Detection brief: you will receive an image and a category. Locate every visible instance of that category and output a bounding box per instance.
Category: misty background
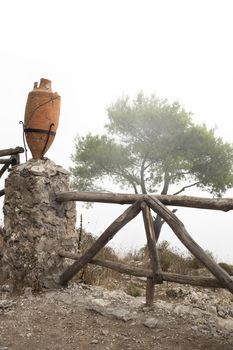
[0,0,233,262]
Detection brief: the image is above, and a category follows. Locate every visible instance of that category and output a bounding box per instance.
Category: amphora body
[24,78,60,159]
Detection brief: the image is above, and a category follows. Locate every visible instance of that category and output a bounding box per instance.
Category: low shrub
[126,283,142,297]
[73,229,121,289]
[158,241,188,274]
[72,227,233,291]
[186,250,216,270]
[218,262,233,276]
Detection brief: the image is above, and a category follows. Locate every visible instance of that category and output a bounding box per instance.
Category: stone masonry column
[2,158,77,290]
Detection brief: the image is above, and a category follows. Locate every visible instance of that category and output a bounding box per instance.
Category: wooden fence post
[141,202,163,306]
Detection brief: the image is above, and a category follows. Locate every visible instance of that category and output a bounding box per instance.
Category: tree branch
[144,161,154,171]
[132,182,138,194]
[105,167,139,194]
[173,181,200,195]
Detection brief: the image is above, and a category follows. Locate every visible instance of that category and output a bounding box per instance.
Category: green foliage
[125,241,220,276]
[129,240,190,275]
[181,125,233,194]
[187,256,203,270]
[126,283,142,297]
[71,133,138,192]
[71,92,233,197]
[187,250,216,270]
[72,230,233,290]
[157,241,190,274]
[218,262,233,276]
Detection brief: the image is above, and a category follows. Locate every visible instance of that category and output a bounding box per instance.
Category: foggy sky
[0,0,233,262]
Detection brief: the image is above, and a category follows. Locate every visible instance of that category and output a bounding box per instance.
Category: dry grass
[72,230,122,289]
[218,262,233,276]
[75,232,219,291]
[76,232,228,290]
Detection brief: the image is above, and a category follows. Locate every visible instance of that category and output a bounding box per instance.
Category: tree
[71,93,233,239]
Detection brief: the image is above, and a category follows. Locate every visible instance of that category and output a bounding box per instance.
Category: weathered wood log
[59,200,142,285]
[0,189,4,197]
[59,250,152,277]
[0,158,10,164]
[55,191,233,211]
[11,154,20,166]
[0,155,20,166]
[162,271,228,288]
[58,250,232,288]
[141,202,162,283]
[0,147,24,157]
[0,160,12,178]
[142,202,163,306]
[145,278,155,307]
[146,196,233,295]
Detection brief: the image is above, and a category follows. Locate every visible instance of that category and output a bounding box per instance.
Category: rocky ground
[1,281,233,350]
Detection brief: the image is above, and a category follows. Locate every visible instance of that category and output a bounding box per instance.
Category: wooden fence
[56,191,233,306]
[0,147,24,197]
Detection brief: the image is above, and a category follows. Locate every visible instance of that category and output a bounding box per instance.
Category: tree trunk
[140,158,147,194]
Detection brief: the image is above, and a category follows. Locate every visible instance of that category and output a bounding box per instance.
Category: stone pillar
[2,158,77,290]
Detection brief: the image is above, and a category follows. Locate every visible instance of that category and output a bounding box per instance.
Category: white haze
[0,0,233,262]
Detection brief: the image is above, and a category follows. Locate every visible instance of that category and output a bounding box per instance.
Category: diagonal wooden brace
[59,199,142,286]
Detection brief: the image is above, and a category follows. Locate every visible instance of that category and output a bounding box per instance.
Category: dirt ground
[0,282,233,350]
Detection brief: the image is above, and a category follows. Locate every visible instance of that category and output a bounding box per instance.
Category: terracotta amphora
[24,78,60,159]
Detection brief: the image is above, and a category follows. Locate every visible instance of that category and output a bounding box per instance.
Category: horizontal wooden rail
[0,158,10,164]
[58,250,231,289]
[55,191,233,211]
[0,147,24,157]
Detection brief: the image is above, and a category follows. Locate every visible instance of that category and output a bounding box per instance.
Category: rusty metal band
[24,128,56,136]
